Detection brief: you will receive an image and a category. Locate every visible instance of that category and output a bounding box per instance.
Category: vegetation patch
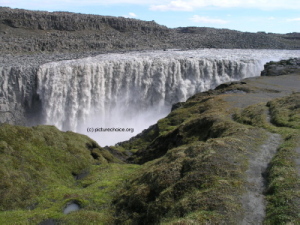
[114,93,268,224]
[1,80,299,224]
[234,93,300,224]
[0,124,140,224]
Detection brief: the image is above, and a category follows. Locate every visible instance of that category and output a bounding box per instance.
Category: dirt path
[241,132,282,225]
[220,73,300,224]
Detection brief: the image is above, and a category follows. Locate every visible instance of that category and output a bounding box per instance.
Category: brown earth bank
[1,7,300,56]
[0,59,299,224]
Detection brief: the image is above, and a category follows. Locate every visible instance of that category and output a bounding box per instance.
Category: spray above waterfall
[36,49,300,146]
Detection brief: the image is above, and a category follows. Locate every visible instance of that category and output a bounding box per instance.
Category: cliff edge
[1,7,300,54]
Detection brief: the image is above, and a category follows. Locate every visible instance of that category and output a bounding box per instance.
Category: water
[63,202,81,214]
[36,49,300,146]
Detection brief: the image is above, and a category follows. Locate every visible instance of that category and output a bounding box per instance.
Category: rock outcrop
[0,65,40,125]
[261,58,300,76]
[1,7,300,54]
[0,7,171,54]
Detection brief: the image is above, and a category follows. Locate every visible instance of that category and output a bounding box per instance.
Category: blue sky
[1,0,300,34]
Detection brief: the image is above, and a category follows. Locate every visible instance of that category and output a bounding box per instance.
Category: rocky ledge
[261,58,300,76]
[1,7,300,55]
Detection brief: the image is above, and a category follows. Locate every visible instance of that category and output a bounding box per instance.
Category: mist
[36,49,300,146]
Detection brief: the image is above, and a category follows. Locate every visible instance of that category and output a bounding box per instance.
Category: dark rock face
[173,27,294,49]
[0,7,165,32]
[261,58,300,76]
[0,7,171,53]
[0,65,40,125]
[1,7,300,54]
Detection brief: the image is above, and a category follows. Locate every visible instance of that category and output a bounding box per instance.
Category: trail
[241,132,281,225]
[241,107,281,224]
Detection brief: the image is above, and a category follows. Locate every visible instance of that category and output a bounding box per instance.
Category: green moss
[113,94,269,224]
[0,163,140,224]
[233,103,269,127]
[267,93,300,129]
[233,93,300,224]
[161,210,225,225]
[2,88,300,224]
[265,95,300,224]
[0,124,140,224]
[264,133,300,224]
[114,130,264,224]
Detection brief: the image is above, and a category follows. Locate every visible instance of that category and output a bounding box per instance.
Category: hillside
[0,59,299,224]
[1,7,300,55]
[1,7,300,224]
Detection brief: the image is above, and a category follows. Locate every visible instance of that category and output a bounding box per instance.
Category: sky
[1,0,300,34]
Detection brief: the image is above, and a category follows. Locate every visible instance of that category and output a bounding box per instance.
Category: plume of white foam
[36,49,300,146]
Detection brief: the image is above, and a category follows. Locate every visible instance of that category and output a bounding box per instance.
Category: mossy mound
[114,92,269,224]
[0,124,140,224]
[113,81,300,224]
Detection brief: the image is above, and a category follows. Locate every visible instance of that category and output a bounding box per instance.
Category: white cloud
[287,18,300,22]
[123,12,138,18]
[129,12,137,17]
[190,15,228,24]
[150,0,194,11]
[150,0,300,11]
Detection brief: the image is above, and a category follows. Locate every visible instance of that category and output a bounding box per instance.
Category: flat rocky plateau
[1,7,300,57]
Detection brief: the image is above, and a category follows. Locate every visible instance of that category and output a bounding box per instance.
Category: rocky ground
[1,7,300,57]
[261,58,300,76]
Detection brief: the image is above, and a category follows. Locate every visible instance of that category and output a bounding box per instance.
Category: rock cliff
[1,7,300,54]
[261,58,300,76]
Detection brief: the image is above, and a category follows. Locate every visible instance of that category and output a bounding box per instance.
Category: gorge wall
[1,7,300,54]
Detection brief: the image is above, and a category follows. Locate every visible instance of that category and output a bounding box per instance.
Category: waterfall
[32,49,300,145]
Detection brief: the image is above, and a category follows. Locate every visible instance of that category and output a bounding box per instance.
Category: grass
[1,87,299,224]
[114,93,269,224]
[264,93,300,225]
[234,92,300,224]
[0,124,140,224]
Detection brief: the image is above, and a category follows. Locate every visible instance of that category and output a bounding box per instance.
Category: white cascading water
[36,49,300,146]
